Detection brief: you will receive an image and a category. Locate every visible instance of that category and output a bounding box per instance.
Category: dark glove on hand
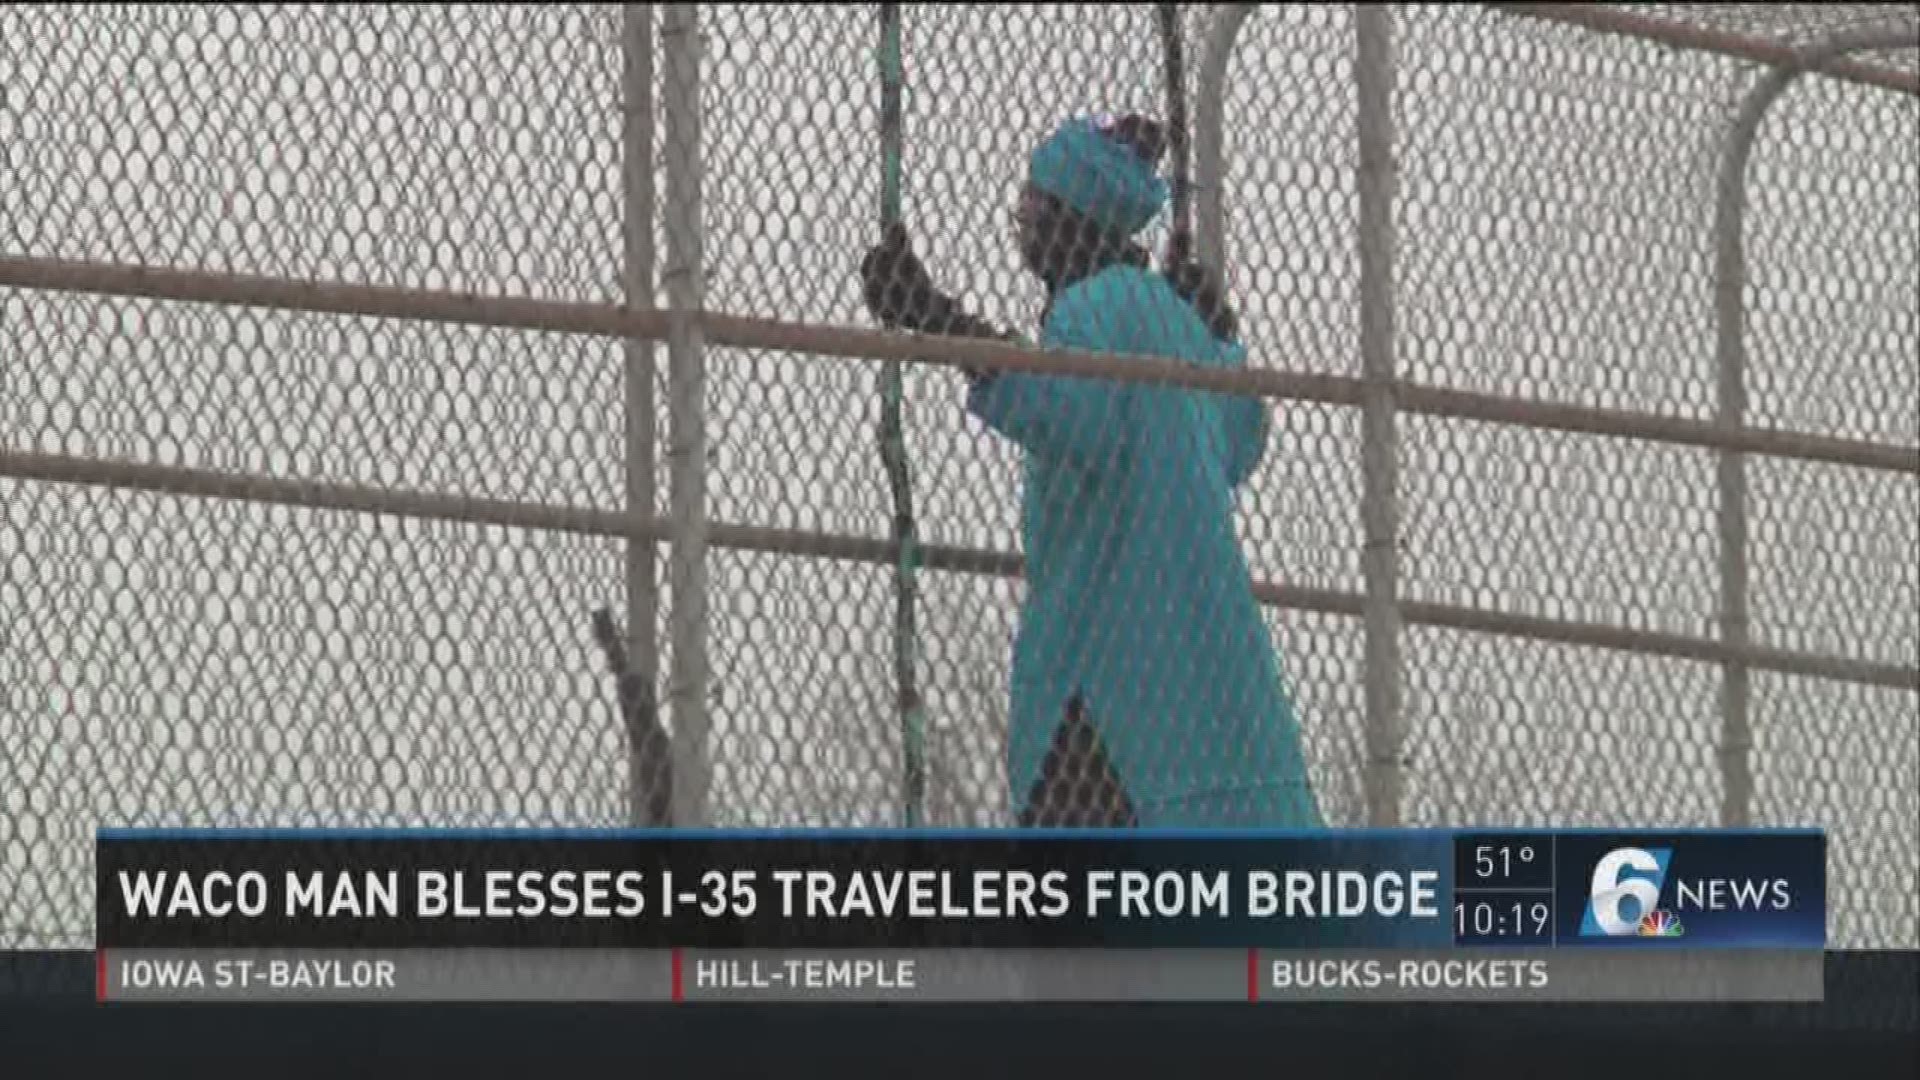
[860,223,1008,342]
[1165,253,1239,343]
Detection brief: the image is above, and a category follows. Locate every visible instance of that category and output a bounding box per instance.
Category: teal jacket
[968,264,1320,825]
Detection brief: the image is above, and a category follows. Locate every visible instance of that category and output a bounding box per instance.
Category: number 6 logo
[1586,848,1665,936]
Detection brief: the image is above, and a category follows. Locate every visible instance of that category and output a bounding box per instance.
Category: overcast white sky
[1,4,1914,948]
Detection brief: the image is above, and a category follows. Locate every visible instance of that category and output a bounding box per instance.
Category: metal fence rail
[1,3,1914,951]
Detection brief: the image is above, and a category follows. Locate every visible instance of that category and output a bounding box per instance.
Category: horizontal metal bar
[697,313,1920,475]
[0,446,647,539]
[1395,598,1917,692]
[0,255,669,340]
[3,447,1914,693]
[1488,3,1920,98]
[3,256,1914,475]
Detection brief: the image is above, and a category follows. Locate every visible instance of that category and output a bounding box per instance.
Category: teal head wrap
[1027,116,1169,238]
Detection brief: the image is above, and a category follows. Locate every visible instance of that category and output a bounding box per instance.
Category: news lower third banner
[94,828,1826,1003]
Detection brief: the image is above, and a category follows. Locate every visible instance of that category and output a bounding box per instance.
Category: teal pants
[1016,701,1325,830]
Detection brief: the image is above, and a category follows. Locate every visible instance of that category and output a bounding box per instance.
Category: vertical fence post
[662,3,710,828]
[1192,4,1255,279]
[874,3,925,830]
[619,4,663,828]
[1713,107,1756,834]
[1354,4,1405,828]
[1711,27,1920,830]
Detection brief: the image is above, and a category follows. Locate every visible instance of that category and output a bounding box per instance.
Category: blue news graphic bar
[95,827,1827,842]
[94,828,1825,951]
[1549,831,1825,949]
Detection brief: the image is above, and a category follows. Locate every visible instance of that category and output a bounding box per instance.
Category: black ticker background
[2,951,1915,1077]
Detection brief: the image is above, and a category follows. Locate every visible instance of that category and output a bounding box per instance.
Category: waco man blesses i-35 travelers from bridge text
[859,113,1323,829]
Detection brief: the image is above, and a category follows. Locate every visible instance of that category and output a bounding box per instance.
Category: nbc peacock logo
[1636,908,1685,938]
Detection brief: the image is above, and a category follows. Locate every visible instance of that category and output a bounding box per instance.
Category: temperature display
[1453,834,1556,947]
[1453,834,1553,891]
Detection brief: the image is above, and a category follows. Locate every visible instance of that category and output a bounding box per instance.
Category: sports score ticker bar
[93,828,1826,1004]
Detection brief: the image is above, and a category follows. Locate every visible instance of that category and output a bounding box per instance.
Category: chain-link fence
[2,4,1915,951]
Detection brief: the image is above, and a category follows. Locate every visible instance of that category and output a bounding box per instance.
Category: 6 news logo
[1579,846,1793,939]
[1581,847,1681,938]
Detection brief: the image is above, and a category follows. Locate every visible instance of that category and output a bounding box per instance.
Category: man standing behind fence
[858,113,1323,830]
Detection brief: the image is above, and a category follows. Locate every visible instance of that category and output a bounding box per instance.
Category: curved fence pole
[662,2,711,827]
[1713,24,1920,830]
[1488,3,1920,99]
[1192,4,1255,279]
